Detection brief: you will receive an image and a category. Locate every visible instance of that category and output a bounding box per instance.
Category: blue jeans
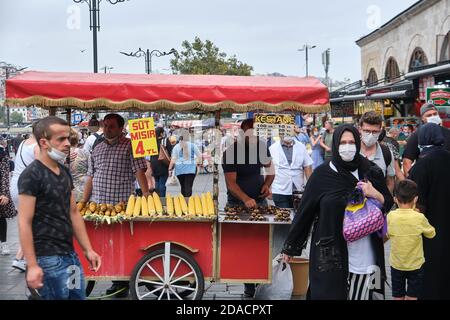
[271,194,294,209]
[271,194,293,258]
[155,174,168,197]
[37,252,86,300]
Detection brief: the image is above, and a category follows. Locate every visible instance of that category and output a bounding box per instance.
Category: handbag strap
[18,141,28,168]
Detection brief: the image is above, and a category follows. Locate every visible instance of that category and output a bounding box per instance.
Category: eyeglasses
[361,129,381,135]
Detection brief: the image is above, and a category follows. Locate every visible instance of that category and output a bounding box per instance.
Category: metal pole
[213,111,220,209]
[92,0,98,73]
[305,46,309,77]
[146,49,150,74]
[5,67,10,130]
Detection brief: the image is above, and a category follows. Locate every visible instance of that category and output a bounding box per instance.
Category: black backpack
[91,133,105,151]
[379,143,392,174]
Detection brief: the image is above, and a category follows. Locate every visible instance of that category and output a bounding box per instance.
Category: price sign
[254,113,295,139]
[128,117,158,158]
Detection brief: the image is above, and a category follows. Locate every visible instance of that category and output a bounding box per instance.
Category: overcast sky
[0,0,416,81]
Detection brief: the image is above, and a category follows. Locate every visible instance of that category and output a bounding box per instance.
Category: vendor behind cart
[222,118,275,209]
[81,113,149,298]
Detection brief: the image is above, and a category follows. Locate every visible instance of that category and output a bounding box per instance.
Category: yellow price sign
[128,118,158,158]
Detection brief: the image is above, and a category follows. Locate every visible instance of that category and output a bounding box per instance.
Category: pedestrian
[293,125,311,146]
[69,128,90,202]
[319,120,334,162]
[82,113,149,297]
[83,116,104,153]
[402,103,450,176]
[9,126,39,271]
[387,179,435,301]
[168,130,202,197]
[150,127,173,197]
[222,118,275,298]
[409,123,450,299]
[281,124,393,300]
[0,139,16,256]
[269,134,312,257]
[359,111,396,193]
[381,127,405,181]
[309,127,324,169]
[12,134,24,155]
[18,116,101,300]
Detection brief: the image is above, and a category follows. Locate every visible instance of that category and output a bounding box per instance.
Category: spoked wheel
[85,280,96,297]
[130,247,204,300]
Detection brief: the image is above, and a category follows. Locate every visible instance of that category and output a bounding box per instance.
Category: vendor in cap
[402,103,450,177]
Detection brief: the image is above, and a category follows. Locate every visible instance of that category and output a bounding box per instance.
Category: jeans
[272,194,293,209]
[154,174,168,197]
[37,252,85,300]
[391,266,424,298]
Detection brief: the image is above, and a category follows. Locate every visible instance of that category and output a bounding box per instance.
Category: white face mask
[339,144,357,162]
[427,115,442,126]
[361,132,380,147]
[47,145,67,163]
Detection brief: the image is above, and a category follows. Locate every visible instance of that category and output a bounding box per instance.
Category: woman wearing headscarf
[409,123,450,300]
[281,124,393,300]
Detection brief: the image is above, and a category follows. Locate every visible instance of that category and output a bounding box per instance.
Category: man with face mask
[402,103,450,177]
[82,113,149,297]
[359,112,395,194]
[17,117,101,300]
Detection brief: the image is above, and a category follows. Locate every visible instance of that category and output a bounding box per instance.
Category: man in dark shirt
[18,116,101,300]
[222,118,275,208]
[403,103,450,177]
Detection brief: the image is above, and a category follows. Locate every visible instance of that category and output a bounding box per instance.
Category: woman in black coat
[281,124,393,300]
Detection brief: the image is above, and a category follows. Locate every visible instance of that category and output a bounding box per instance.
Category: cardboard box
[290,257,309,296]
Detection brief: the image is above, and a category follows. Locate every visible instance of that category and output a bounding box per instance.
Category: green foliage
[10,111,24,124]
[170,37,253,76]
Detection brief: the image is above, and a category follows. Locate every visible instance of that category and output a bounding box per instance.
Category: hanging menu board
[254,113,295,139]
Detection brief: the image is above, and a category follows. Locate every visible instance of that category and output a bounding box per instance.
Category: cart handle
[141,241,199,254]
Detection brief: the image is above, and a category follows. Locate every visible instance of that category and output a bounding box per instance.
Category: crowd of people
[0,102,449,300]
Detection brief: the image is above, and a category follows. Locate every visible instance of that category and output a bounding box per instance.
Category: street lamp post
[73,0,128,73]
[1,62,27,129]
[120,48,176,74]
[298,44,317,77]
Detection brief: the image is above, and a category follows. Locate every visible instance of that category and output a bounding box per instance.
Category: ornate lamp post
[73,0,128,73]
[298,44,317,77]
[120,48,177,74]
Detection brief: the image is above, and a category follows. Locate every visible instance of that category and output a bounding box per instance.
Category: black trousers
[0,217,7,242]
[177,174,196,197]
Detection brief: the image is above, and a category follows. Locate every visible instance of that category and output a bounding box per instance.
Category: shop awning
[405,62,450,80]
[5,71,330,113]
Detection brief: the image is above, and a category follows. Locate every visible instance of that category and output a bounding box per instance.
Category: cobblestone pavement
[0,170,391,300]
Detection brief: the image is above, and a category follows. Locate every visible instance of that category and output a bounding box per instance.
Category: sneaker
[105,283,129,298]
[12,259,26,272]
[0,242,10,255]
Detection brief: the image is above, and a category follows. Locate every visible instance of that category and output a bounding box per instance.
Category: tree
[0,106,5,123]
[170,37,253,76]
[10,111,24,124]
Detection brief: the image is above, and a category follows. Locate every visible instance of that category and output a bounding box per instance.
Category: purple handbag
[343,186,384,242]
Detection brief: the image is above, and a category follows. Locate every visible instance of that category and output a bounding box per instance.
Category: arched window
[409,47,428,71]
[385,57,400,83]
[366,68,378,86]
[440,31,450,62]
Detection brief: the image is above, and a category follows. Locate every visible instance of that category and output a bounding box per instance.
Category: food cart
[5,71,330,300]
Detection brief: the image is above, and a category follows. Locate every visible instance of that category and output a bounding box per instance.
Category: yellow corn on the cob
[201,193,208,216]
[125,195,135,216]
[188,197,196,216]
[141,196,149,216]
[152,192,163,215]
[147,195,156,216]
[174,196,182,217]
[133,196,142,217]
[194,195,203,216]
[166,193,174,216]
[206,192,215,216]
[179,194,188,215]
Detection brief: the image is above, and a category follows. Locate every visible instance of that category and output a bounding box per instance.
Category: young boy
[387,179,435,300]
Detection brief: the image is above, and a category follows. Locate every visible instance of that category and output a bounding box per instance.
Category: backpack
[379,143,392,174]
[91,133,105,151]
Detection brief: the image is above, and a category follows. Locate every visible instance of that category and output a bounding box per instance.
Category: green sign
[427,87,450,107]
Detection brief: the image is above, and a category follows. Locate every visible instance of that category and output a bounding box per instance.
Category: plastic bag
[254,257,293,300]
[165,174,179,187]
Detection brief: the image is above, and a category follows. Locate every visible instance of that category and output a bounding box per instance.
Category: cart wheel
[85,280,96,297]
[130,248,204,300]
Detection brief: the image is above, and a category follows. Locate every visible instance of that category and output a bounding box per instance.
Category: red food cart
[5,71,329,300]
